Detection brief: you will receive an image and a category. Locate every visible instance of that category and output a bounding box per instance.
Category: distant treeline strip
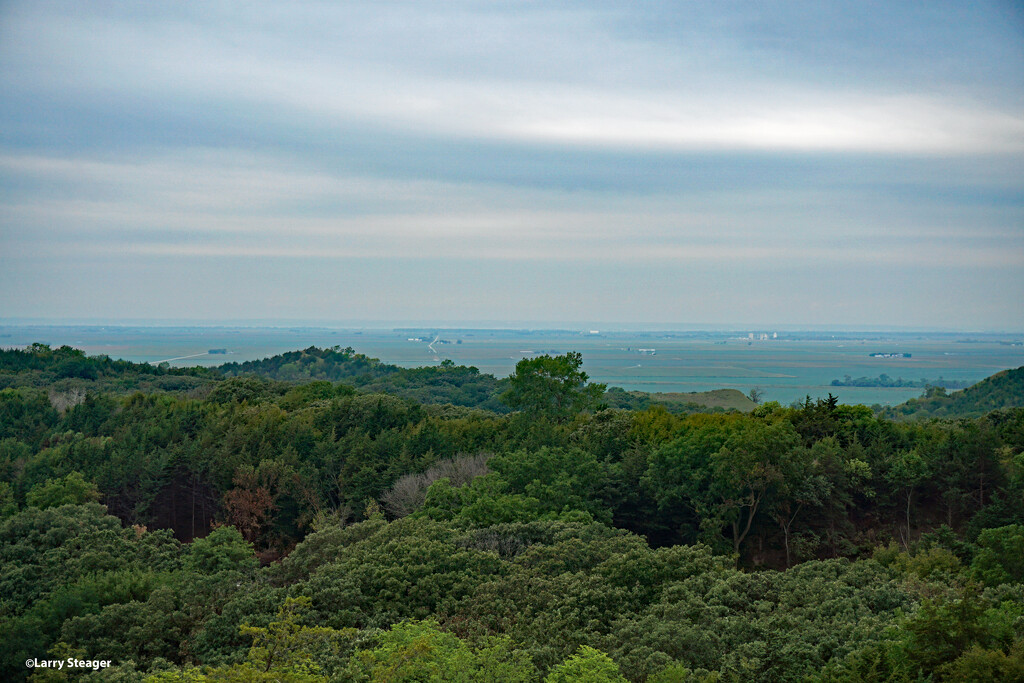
[831,373,972,389]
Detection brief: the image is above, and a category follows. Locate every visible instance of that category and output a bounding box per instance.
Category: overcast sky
[1,1,1022,329]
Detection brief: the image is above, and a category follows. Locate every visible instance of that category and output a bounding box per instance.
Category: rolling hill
[881,366,1024,419]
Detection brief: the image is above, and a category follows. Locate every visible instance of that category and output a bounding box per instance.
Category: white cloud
[6,2,1022,155]
[493,90,1024,153]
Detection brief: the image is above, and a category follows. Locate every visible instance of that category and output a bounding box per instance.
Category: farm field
[3,324,1022,406]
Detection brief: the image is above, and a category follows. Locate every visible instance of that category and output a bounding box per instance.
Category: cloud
[0,1,1021,327]
[3,2,1022,155]
[496,91,1024,153]
[3,150,1020,273]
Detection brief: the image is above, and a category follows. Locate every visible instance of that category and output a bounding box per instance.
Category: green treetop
[501,352,606,422]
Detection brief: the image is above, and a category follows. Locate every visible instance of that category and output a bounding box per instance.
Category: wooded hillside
[882,366,1024,420]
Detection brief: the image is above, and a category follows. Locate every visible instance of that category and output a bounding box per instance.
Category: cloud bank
[1,1,1022,327]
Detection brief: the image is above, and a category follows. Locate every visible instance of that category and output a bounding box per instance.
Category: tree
[545,646,628,682]
[885,448,930,549]
[348,619,533,682]
[241,596,352,676]
[381,453,490,518]
[903,589,990,673]
[222,466,277,544]
[0,482,17,518]
[187,526,257,574]
[971,524,1024,585]
[487,447,614,523]
[501,352,606,422]
[25,471,101,509]
[708,420,802,557]
[769,448,828,568]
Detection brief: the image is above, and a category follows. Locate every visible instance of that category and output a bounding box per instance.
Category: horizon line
[2,318,1023,335]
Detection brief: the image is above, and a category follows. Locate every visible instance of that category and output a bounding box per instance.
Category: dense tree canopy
[1,346,1023,681]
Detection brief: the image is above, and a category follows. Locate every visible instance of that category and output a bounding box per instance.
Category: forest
[1,344,1023,681]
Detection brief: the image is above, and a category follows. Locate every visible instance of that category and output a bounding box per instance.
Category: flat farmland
[3,325,1022,407]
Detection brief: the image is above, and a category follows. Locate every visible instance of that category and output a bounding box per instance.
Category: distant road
[153,352,209,364]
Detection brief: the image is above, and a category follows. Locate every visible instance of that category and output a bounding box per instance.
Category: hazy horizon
[4,319,1024,335]
[2,2,1022,327]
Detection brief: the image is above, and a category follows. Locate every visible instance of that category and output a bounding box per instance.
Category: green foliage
[0,481,17,518]
[57,584,193,668]
[648,664,721,682]
[609,557,910,681]
[3,344,1024,682]
[0,503,136,615]
[901,590,992,673]
[906,547,963,581]
[936,641,1024,681]
[186,583,288,667]
[419,476,547,528]
[220,345,508,411]
[206,377,280,405]
[26,472,102,509]
[502,352,606,421]
[545,646,627,682]
[971,524,1024,586]
[186,527,257,574]
[826,585,1024,681]
[882,366,1024,420]
[239,596,353,677]
[487,447,615,524]
[646,416,805,555]
[0,504,186,680]
[0,344,217,396]
[279,381,355,411]
[295,516,506,630]
[347,619,534,682]
[145,664,325,682]
[0,388,59,447]
[219,346,385,383]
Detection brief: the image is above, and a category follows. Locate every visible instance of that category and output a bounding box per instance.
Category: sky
[1,1,1022,330]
